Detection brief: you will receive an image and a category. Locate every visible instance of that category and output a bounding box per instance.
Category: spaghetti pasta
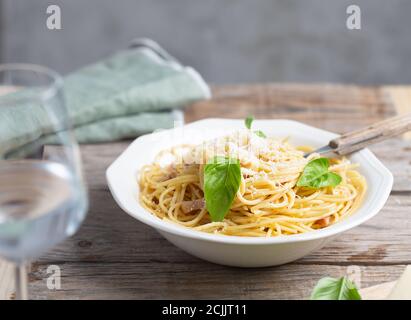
[139,130,367,237]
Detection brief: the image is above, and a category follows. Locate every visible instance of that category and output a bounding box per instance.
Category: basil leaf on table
[204,156,241,222]
[297,158,342,189]
[310,276,362,300]
[245,116,254,130]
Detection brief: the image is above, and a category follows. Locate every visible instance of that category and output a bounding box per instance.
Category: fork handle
[329,113,411,155]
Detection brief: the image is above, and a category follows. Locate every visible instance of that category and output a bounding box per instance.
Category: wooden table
[1,84,411,299]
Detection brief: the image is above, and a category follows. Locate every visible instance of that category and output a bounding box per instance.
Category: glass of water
[0,64,88,299]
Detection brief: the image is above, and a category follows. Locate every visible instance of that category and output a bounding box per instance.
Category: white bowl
[106,119,393,267]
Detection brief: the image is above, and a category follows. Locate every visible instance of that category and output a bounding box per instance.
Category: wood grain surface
[1,83,411,300]
[329,112,411,155]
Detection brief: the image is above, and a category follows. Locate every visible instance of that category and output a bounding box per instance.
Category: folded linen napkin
[0,39,210,156]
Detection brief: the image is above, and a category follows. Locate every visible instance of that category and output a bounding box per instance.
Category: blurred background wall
[1,0,410,84]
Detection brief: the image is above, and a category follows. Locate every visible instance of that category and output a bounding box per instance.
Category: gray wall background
[1,0,411,84]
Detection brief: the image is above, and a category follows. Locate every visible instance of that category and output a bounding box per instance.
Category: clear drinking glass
[0,64,88,299]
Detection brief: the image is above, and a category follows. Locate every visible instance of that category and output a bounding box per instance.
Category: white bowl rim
[106,118,393,245]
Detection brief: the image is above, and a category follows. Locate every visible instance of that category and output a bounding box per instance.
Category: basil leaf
[204,156,241,222]
[244,116,266,138]
[310,276,362,300]
[245,116,254,129]
[297,158,342,188]
[254,130,266,138]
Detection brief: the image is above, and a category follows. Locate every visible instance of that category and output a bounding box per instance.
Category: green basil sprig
[245,116,254,130]
[310,276,362,300]
[244,115,267,138]
[254,130,266,138]
[204,156,241,222]
[297,158,342,189]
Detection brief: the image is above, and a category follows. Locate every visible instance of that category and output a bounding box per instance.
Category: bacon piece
[159,166,177,182]
[316,217,330,228]
[181,199,205,213]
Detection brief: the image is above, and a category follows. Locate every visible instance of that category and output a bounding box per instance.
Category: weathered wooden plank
[31,189,411,266]
[186,84,396,133]
[79,142,128,190]
[383,86,411,139]
[368,140,411,191]
[27,263,405,300]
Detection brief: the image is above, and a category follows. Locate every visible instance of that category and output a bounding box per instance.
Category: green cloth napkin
[0,44,210,156]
